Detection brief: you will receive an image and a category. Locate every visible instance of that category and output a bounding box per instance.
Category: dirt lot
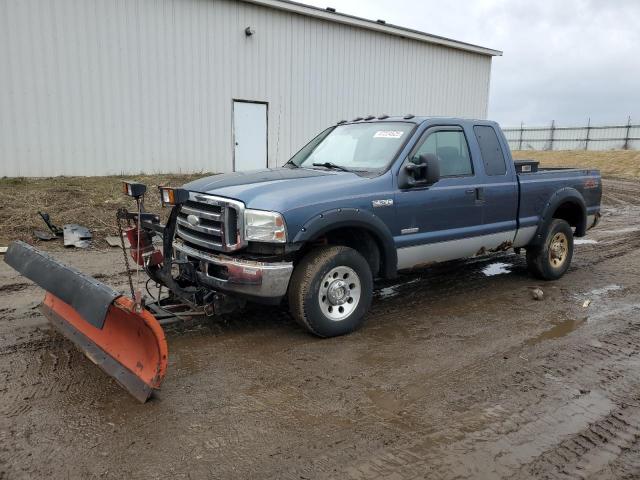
[1,177,640,479]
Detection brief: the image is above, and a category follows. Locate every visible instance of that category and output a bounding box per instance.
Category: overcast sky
[300,0,640,127]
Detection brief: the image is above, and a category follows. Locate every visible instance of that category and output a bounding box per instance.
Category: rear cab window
[473,125,507,176]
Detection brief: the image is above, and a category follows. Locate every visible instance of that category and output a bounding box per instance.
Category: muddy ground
[1,178,639,479]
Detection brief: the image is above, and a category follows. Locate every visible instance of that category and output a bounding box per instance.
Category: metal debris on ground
[531,287,544,301]
[33,230,57,241]
[37,211,63,237]
[63,224,92,248]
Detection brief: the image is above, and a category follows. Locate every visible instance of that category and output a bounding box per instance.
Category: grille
[175,194,244,253]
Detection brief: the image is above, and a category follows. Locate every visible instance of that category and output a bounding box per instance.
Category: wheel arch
[530,188,587,246]
[292,208,397,279]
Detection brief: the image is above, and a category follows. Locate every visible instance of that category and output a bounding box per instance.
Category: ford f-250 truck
[151,116,602,337]
[4,116,602,401]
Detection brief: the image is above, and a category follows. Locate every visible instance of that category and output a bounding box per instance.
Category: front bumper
[173,241,293,303]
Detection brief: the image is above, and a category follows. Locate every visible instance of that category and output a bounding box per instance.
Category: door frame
[231,99,269,172]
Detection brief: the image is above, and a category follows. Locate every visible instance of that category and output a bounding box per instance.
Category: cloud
[301,0,640,126]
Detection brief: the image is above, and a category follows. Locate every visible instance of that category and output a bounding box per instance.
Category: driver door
[394,126,484,269]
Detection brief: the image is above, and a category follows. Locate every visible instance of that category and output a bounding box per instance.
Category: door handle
[465,189,475,195]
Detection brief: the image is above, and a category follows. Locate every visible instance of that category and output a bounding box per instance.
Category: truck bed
[516,166,602,236]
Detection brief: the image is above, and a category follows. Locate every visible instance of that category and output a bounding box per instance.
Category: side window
[474,125,507,176]
[412,130,473,177]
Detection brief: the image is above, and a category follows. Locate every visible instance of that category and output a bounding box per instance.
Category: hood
[183,167,378,212]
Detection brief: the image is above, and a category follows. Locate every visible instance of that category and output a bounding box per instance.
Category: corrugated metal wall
[0,0,493,177]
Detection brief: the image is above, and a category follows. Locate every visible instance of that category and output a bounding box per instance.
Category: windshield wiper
[312,162,352,173]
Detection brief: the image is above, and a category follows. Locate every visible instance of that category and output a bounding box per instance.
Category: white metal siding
[0,0,493,177]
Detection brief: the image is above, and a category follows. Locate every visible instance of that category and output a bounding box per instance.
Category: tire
[526,219,574,280]
[288,246,373,337]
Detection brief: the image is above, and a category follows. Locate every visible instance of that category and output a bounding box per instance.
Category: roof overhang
[240,0,502,57]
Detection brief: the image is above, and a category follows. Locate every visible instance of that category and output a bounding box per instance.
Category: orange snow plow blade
[41,294,167,402]
[4,241,168,403]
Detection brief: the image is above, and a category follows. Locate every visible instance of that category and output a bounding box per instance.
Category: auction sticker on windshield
[373,130,404,139]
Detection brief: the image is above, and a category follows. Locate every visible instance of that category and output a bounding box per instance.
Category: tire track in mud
[0,328,122,421]
[521,318,640,479]
[587,233,640,266]
[0,283,31,294]
[601,178,640,210]
[298,302,640,480]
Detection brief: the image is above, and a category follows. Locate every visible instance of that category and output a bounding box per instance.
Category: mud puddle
[526,317,587,345]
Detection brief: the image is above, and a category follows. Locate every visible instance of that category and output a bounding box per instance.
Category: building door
[233,101,267,171]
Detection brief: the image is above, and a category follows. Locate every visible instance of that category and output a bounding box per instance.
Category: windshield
[290,122,414,172]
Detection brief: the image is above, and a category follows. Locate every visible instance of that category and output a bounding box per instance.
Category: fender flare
[531,187,587,245]
[292,208,398,278]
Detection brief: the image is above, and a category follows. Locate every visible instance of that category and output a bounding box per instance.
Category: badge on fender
[372,199,393,208]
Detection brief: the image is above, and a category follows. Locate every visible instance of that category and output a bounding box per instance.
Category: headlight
[244,209,287,243]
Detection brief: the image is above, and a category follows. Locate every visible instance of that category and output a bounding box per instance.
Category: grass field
[512,149,640,178]
[0,174,206,246]
[1,150,638,246]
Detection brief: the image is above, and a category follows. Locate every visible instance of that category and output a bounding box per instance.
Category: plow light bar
[122,181,147,198]
[159,187,189,207]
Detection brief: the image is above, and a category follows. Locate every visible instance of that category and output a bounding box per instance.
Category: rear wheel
[288,246,373,337]
[526,219,574,280]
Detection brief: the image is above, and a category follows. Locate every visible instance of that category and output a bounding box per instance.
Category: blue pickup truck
[145,116,600,337]
[3,116,603,400]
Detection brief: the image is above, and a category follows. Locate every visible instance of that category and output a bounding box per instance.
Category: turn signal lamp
[158,187,189,207]
[122,181,147,198]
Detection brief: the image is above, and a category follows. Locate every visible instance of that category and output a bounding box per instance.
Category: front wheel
[288,246,373,337]
[526,219,574,280]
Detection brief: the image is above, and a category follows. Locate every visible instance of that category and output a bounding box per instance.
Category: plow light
[122,181,147,198]
[159,187,189,207]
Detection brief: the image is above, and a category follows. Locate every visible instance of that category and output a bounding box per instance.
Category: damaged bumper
[173,241,293,303]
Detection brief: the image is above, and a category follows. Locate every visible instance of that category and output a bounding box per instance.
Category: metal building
[0,0,501,177]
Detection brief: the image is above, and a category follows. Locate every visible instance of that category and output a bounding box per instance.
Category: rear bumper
[173,241,293,303]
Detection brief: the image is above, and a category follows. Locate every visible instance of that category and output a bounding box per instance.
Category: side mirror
[421,153,440,185]
[398,153,440,189]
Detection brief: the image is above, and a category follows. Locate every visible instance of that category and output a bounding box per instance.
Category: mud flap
[4,241,168,402]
